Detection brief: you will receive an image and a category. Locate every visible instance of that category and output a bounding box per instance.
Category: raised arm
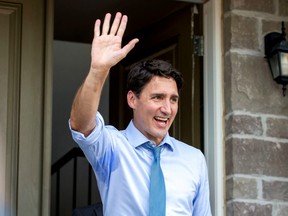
[70,12,139,136]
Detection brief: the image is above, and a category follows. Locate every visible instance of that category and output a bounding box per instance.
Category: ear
[127,90,137,109]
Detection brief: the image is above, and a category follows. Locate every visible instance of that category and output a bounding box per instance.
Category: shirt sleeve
[192,154,212,216]
[68,112,116,183]
[69,112,105,147]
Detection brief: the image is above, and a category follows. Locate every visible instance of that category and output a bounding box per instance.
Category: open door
[110,4,204,149]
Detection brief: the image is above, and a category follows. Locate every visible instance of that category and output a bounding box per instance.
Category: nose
[160,100,172,115]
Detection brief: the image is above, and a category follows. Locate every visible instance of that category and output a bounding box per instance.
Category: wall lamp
[264,22,288,96]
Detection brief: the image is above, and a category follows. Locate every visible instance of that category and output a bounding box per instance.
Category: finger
[122,38,139,55]
[110,12,122,35]
[94,19,101,37]
[116,15,128,38]
[102,13,111,35]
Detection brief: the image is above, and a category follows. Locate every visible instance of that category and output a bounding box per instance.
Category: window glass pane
[270,54,280,79]
[280,52,288,76]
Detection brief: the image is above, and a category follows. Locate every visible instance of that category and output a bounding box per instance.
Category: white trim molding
[203,0,225,216]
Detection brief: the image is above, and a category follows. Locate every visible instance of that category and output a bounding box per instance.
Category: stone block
[226,177,257,200]
[225,114,263,136]
[224,15,232,53]
[227,202,272,216]
[279,0,288,16]
[274,205,288,216]
[224,0,275,13]
[263,20,288,37]
[263,180,288,202]
[224,14,259,51]
[224,53,288,115]
[223,0,231,13]
[266,117,288,139]
[226,138,288,177]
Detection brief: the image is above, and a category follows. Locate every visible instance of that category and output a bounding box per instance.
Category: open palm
[90,12,139,71]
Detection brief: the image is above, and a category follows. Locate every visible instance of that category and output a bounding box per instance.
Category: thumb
[122,38,139,56]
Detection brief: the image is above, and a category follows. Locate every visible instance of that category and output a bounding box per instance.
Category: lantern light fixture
[264,21,288,96]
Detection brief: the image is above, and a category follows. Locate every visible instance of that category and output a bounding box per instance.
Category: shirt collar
[125,120,174,151]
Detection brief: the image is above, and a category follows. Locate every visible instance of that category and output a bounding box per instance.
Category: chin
[154,132,168,140]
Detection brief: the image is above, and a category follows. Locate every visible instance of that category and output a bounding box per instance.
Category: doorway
[51,2,203,215]
[110,5,204,150]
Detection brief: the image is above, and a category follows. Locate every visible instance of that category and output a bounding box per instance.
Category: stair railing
[51,147,93,216]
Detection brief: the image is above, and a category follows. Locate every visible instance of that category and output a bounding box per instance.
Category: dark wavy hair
[127,59,184,98]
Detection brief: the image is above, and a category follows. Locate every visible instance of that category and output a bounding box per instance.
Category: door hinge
[193,35,204,57]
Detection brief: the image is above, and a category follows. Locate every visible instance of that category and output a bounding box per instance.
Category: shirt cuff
[68,112,104,145]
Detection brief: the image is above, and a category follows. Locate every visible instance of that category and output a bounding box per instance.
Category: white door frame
[203,0,225,216]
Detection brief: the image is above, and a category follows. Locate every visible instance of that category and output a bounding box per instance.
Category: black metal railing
[51,147,94,215]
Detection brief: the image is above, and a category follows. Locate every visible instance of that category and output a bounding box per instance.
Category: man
[69,12,212,216]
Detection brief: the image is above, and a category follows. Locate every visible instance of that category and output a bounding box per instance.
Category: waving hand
[90,12,139,72]
[70,12,138,135]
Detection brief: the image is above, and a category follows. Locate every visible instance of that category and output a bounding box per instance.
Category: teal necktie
[145,144,166,216]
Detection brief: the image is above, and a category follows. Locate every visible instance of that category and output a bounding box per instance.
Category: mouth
[154,116,169,126]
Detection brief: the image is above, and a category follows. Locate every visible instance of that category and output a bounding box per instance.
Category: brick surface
[224,14,259,51]
[279,0,288,16]
[224,15,232,53]
[266,117,288,139]
[223,0,231,13]
[224,53,288,115]
[263,180,288,202]
[224,0,288,215]
[224,0,275,13]
[225,114,263,137]
[274,205,288,216]
[226,138,288,177]
[224,53,233,113]
[226,177,257,200]
[227,202,272,216]
[262,20,288,36]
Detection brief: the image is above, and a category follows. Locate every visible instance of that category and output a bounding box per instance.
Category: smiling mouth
[154,116,169,125]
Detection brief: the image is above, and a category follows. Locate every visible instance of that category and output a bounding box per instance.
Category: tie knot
[142,143,162,160]
[153,147,161,160]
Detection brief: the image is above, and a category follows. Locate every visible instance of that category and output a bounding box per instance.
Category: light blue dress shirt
[70,112,212,216]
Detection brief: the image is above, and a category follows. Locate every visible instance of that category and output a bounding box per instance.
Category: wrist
[89,66,109,79]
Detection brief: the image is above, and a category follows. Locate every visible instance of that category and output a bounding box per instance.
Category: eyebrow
[150,93,179,98]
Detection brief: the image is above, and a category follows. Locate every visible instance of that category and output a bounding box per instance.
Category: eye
[170,97,178,103]
[152,95,163,101]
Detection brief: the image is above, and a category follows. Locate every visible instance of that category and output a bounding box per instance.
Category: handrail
[51,147,84,174]
[51,147,93,216]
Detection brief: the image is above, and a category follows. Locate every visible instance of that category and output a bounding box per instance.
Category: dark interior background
[54,0,190,43]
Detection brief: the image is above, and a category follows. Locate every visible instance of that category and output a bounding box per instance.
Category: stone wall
[223,0,288,215]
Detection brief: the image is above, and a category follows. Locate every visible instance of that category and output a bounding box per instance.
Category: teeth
[155,117,168,121]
